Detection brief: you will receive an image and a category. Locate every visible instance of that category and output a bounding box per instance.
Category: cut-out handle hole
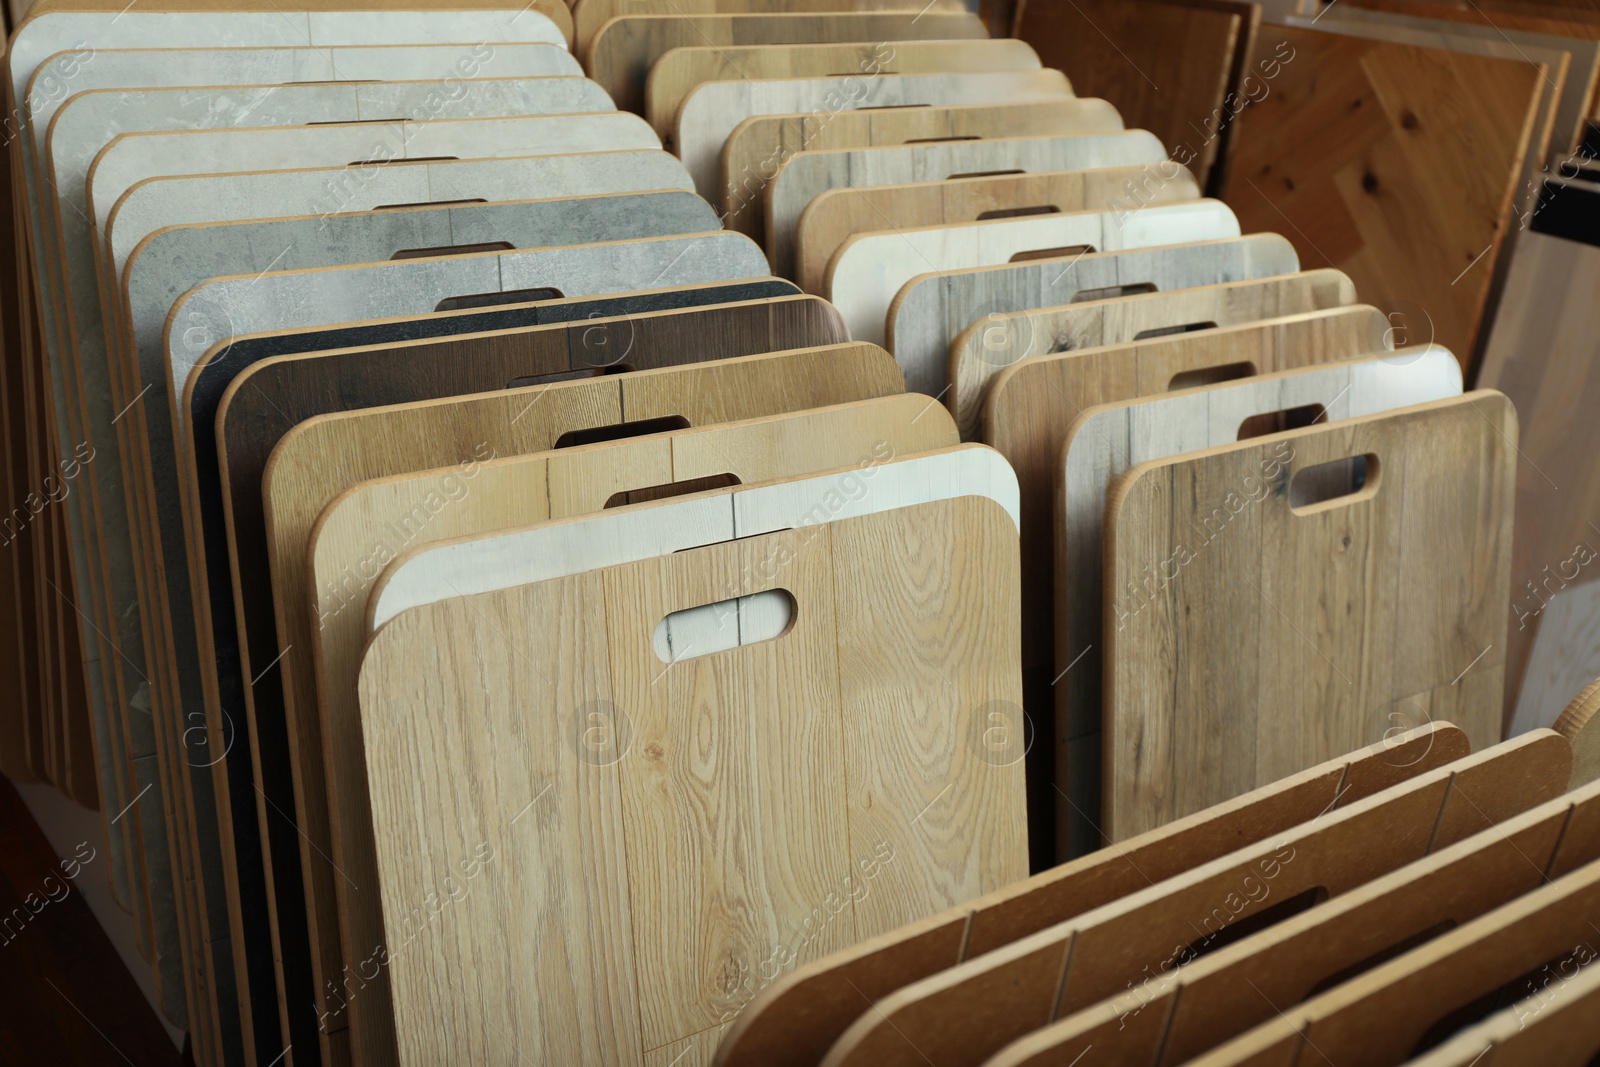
[435,285,563,312]
[1011,243,1092,264]
[1167,361,1256,391]
[1072,282,1158,303]
[553,415,690,449]
[506,365,632,390]
[653,589,796,663]
[946,168,1026,180]
[1177,886,1329,964]
[606,472,740,508]
[1290,454,1380,512]
[976,204,1059,221]
[1134,320,1217,341]
[1237,403,1325,440]
[392,241,513,261]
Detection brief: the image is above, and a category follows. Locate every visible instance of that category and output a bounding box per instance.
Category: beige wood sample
[306,396,958,1065]
[711,721,1469,1067]
[727,100,1126,248]
[814,730,1570,1067]
[766,130,1165,278]
[1055,348,1463,868]
[583,10,989,114]
[949,268,1359,439]
[644,38,1041,138]
[1555,676,1600,788]
[1104,392,1516,841]
[676,69,1074,196]
[795,164,1198,299]
[578,0,968,51]
[989,772,1600,1066]
[247,345,905,1064]
[827,199,1240,354]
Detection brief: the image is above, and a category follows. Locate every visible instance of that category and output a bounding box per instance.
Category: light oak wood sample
[989,772,1600,1066]
[893,233,1301,411]
[827,199,1239,357]
[949,268,1358,439]
[814,730,1569,1067]
[727,100,1126,248]
[241,344,899,1064]
[795,164,1198,299]
[583,10,989,114]
[1104,392,1515,842]
[1056,350,1463,860]
[766,131,1165,279]
[577,0,969,51]
[644,38,1041,138]
[676,69,1073,197]
[712,722,1469,1067]
[1222,25,1545,365]
[307,397,957,1065]
[358,489,1026,1066]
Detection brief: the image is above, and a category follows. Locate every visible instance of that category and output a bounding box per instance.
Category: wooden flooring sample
[827,199,1239,365]
[644,38,1041,138]
[766,131,1164,278]
[578,0,968,51]
[1015,0,1241,189]
[1221,24,1545,366]
[1056,350,1464,854]
[357,487,1025,1066]
[727,100,1125,247]
[1104,392,1515,841]
[676,69,1073,196]
[892,233,1301,408]
[950,268,1360,439]
[583,10,988,113]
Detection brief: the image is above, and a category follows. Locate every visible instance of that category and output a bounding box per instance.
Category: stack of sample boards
[0,1,1537,1065]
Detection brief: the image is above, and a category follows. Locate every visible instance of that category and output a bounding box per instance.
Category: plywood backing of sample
[1220,24,1545,368]
[576,0,969,51]
[1014,0,1243,190]
[794,164,1199,299]
[1103,392,1515,842]
[645,38,1042,138]
[582,11,989,114]
[304,395,957,1065]
[236,343,896,1064]
[358,493,1027,1066]
[712,721,1470,1067]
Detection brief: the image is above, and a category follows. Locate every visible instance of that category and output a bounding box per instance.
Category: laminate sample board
[676,69,1074,196]
[357,487,1025,1066]
[950,268,1361,440]
[892,233,1302,414]
[827,200,1240,358]
[794,164,1199,299]
[583,10,989,114]
[1221,25,1545,366]
[1015,0,1242,189]
[644,38,1041,138]
[578,0,970,51]
[1478,179,1600,731]
[1056,350,1464,854]
[310,397,960,1062]
[712,722,1471,1067]
[765,131,1165,278]
[1104,392,1515,841]
[234,340,882,1063]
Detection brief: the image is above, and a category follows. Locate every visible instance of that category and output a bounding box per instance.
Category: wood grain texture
[645,38,1040,138]
[766,130,1163,279]
[815,731,1569,1067]
[711,722,1468,1067]
[985,304,1392,857]
[1056,349,1463,858]
[238,344,897,1063]
[950,268,1359,439]
[795,164,1197,299]
[578,0,967,51]
[583,11,988,113]
[1221,25,1544,367]
[1398,954,1600,1066]
[676,69,1073,197]
[1555,677,1600,788]
[357,494,1026,1066]
[306,395,955,1067]
[892,234,1302,403]
[1015,0,1241,189]
[827,200,1239,351]
[1105,392,1516,842]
